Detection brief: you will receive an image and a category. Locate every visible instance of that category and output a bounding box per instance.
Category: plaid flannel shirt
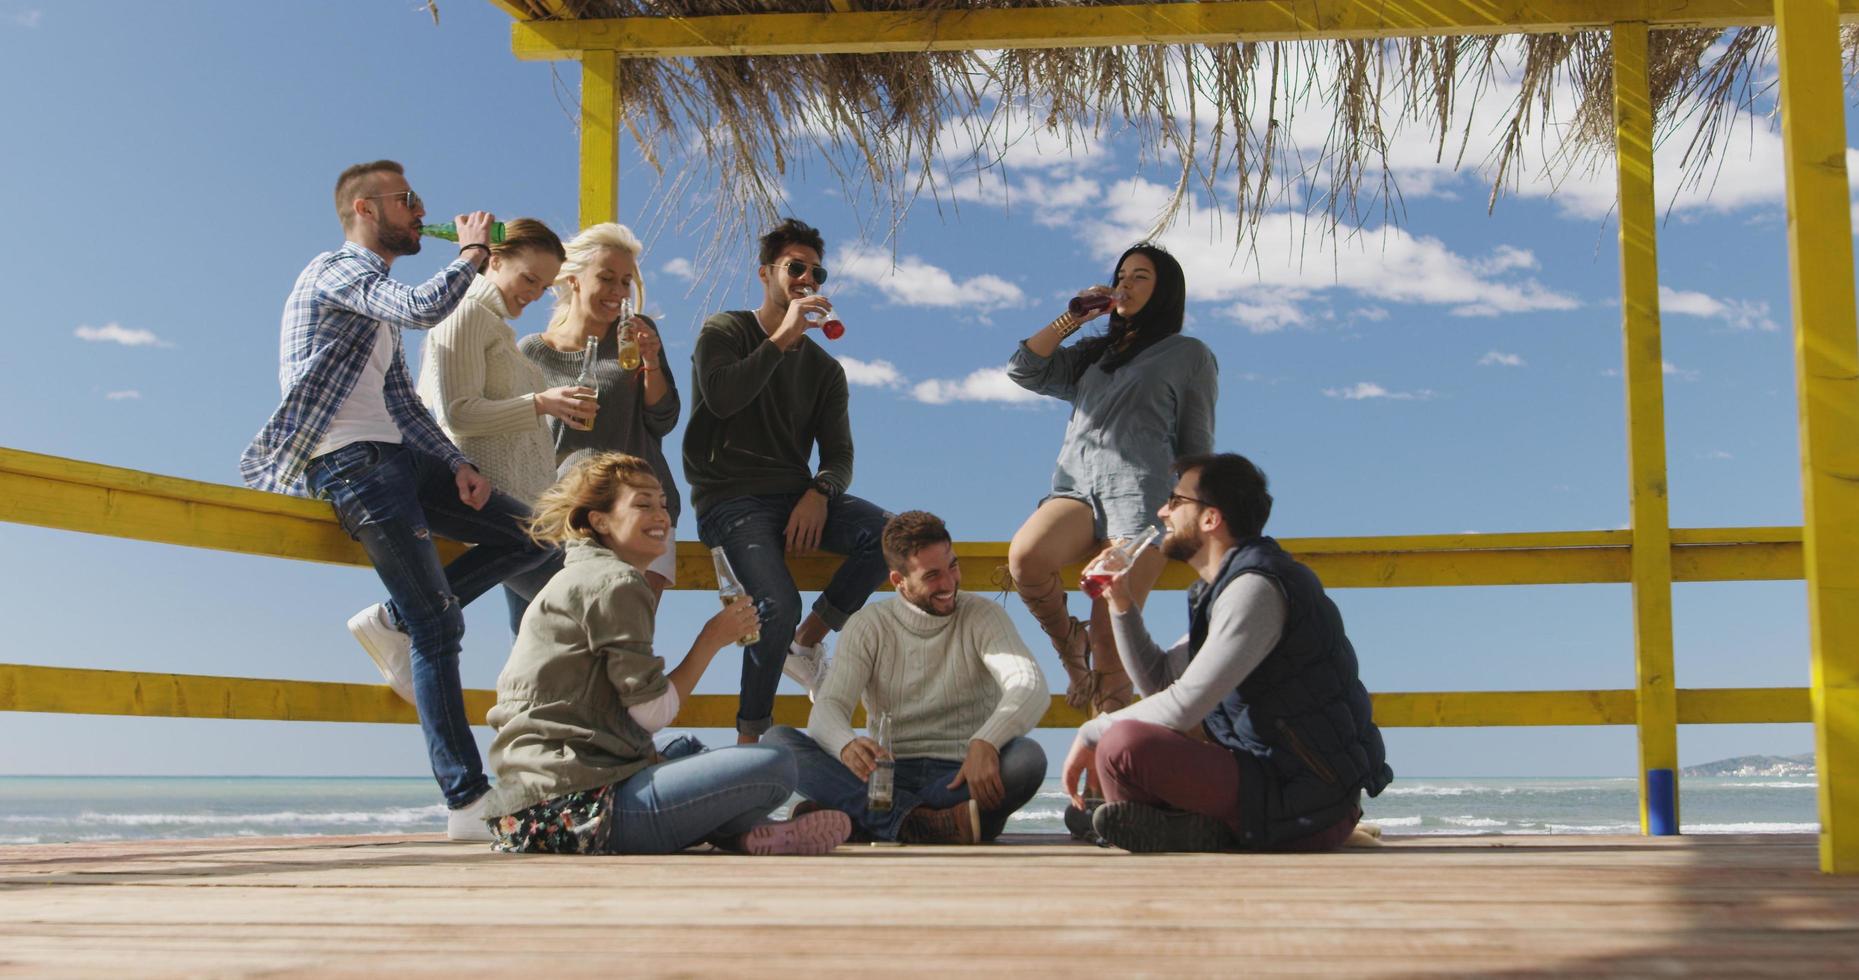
[241,242,478,496]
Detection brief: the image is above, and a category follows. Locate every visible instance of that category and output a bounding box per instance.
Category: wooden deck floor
[2,833,1856,976]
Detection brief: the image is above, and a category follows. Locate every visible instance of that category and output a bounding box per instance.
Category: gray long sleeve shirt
[1007,332,1219,540]
[1079,574,1287,746]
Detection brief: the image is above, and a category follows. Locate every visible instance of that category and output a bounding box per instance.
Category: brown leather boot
[1009,569,1094,708]
[1086,617,1135,715]
[899,800,982,845]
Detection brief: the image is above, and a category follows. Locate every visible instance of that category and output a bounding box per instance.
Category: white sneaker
[783,639,832,702]
[446,795,495,842]
[347,603,415,705]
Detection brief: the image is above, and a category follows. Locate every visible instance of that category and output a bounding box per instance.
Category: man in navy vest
[1060,452,1392,852]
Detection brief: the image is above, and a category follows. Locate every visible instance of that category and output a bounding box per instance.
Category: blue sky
[0,2,1838,784]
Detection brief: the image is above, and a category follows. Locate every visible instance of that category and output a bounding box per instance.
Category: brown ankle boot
[899,800,982,845]
[1010,570,1094,708]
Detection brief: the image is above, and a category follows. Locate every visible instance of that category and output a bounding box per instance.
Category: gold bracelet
[1048,311,1084,339]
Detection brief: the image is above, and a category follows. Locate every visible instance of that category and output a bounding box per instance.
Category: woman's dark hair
[1070,242,1187,381]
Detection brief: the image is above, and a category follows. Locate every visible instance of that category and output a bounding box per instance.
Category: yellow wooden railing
[0,443,1813,728]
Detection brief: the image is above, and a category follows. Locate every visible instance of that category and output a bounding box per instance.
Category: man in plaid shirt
[242,160,552,841]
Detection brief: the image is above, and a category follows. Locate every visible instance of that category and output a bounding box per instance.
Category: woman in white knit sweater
[417,218,586,633]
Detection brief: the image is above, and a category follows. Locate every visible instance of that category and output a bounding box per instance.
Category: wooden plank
[507,0,1859,60]
[1776,0,1859,875]
[1,834,1854,975]
[0,663,1812,727]
[578,49,617,228]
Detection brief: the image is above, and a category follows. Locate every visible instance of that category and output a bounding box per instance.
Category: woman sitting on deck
[477,452,853,855]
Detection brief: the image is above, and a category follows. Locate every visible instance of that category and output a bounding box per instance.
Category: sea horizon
[0,773,1820,845]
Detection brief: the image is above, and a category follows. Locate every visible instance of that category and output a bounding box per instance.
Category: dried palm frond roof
[488,1,1858,257]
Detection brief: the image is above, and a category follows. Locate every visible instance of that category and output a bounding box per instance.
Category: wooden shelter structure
[0,0,1855,890]
[474,0,1859,872]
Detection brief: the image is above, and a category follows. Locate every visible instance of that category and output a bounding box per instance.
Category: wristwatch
[810,476,840,500]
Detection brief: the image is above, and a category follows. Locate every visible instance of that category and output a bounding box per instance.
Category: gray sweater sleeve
[1081,575,1286,746]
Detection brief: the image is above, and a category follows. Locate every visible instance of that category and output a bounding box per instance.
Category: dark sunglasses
[1165,491,1211,509]
[770,260,828,285]
[364,190,422,212]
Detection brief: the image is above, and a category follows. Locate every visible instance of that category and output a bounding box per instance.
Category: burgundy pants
[1096,720,1359,852]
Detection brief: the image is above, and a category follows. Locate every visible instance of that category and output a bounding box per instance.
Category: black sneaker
[1063,798,1104,842]
[1091,801,1235,853]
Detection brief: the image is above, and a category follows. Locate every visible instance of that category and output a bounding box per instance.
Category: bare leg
[1086,544,1167,715]
[1007,499,1101,708]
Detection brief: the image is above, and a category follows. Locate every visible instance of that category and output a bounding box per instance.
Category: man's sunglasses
[364,190,423,212]
[1165,491,1211,509]
[770,260,828,285]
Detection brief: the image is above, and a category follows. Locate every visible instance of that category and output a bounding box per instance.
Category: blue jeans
[599,743,798,854]
[696,492,892,737]
[305,441,553,808]
[501,550,565,635]
[763,726,1048,842]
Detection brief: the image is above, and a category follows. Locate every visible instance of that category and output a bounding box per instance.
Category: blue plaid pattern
[241,242,478,495]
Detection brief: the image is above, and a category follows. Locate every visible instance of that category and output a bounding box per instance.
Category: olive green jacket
[482,538,670,817]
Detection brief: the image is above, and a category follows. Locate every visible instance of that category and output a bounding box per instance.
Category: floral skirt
[490,783,619,854]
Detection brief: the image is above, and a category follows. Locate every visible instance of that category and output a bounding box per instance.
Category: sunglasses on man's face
[771,260,828,285]
[365,190,422,212]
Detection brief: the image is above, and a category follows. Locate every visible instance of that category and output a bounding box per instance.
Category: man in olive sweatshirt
[685,217,893,743]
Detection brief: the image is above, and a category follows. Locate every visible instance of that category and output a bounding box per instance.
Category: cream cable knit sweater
[417,277,557,506]
[807,592,1050,762]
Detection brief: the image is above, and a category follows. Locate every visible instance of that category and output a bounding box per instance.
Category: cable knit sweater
[416,277,557,506]
[807,592,1050,762]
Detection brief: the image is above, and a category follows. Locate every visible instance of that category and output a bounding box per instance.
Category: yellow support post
[578,49,617,228]
[1613,22,1680,836]
[1774,0,1859,874]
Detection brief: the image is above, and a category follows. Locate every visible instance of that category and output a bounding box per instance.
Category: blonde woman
[417,218,586,633]
[520,223,681,595]
[478,452,853,855]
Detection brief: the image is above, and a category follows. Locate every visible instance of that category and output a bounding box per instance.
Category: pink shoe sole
[740,809,852,856]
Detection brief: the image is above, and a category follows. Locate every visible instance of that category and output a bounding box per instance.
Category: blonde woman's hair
[548,222,646,334]
[528,452,662,548]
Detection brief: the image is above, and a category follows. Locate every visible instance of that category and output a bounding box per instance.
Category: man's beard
[381,223,421,257]
[1162,524,1200,562]
[899,581,956,616]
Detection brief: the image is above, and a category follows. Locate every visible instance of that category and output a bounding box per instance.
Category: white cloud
[12,10,41,28]
[1658,285,1779,332]
[1221,293,1308,333]
[1701,449,1734,460]
[837,356,904,388]
[1323,381,1434,401]
[104,390,140,401]
[74,323,168,347]
[661,257,695,281]
[1478,351,1526,367]
[834,244,1025,311]
[1351,306,1390,322]
[1663,360,1701,381]
[909,365,1045,405]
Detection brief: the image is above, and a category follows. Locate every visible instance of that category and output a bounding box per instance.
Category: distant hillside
[1682,753,1816,778]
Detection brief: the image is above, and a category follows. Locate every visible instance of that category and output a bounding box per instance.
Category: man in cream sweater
[765,511,1050,844]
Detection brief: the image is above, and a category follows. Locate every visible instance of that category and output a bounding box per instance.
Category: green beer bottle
[420,221,506,244]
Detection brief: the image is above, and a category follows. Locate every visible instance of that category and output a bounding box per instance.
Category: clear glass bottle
[572,337,600,431]
[867,711,895,813]
[1081,525,1163,599]
[798,285,845,340]
[616,297,643,372]
[710,547,761,646]
[420,221,506,244]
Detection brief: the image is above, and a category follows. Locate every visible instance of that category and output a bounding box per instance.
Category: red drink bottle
[800,286,845,340]
[1080,525,1163,598]
[1068,291,1115,317]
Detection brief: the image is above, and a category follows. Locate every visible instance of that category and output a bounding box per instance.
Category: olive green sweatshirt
[681,310,853,515]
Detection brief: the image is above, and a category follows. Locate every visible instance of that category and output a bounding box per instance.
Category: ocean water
[0,775,1819,844]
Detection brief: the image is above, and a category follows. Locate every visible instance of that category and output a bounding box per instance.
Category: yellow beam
[1615,22,1681,836]
[507,0,1859,61]
[578,49,618,228]
[1776,0,1859,875]
[0,663,1813,728]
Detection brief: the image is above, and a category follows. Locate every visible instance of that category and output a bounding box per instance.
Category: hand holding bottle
[452,211,497,250]
[700,594,762,654]
[1068,285,1123,321]
[798,285,845,340]
[1081,525,1163,608]
[630,318,662,372]
[534,385,595,429]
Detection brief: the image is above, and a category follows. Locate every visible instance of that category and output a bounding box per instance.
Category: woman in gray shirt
[1005,243,1218,720]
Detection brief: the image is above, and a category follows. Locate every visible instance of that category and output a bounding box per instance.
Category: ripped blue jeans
[305,441,553,807]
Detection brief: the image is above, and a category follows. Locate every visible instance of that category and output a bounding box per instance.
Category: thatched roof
[488,2,1857,257]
